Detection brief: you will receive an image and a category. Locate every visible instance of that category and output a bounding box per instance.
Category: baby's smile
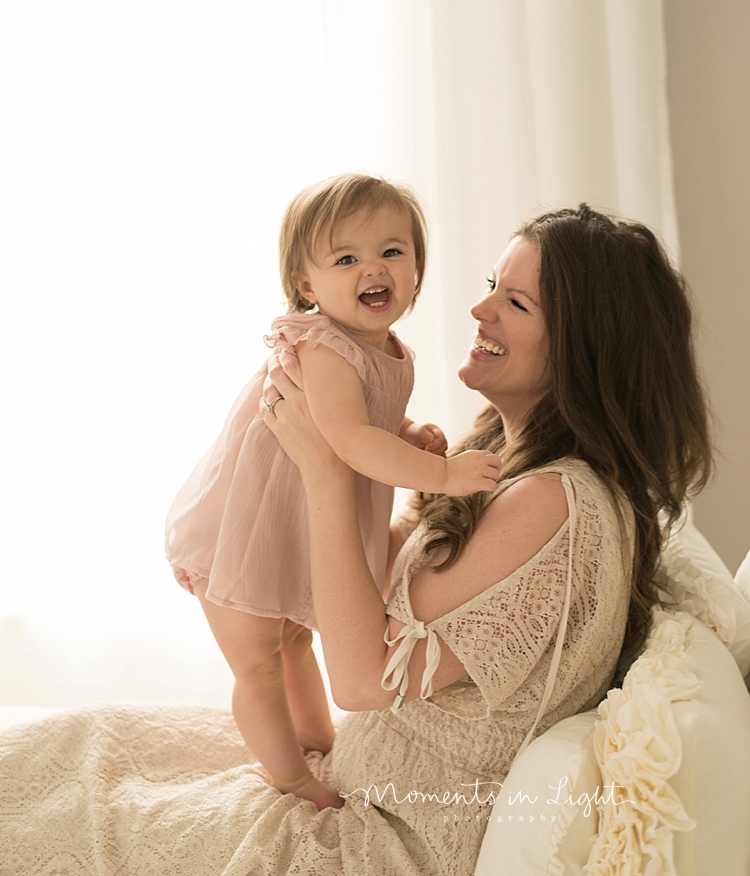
[359,287,392,309]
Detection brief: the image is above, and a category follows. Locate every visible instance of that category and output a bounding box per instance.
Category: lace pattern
[0,459,633,876]
[389,460,631,730]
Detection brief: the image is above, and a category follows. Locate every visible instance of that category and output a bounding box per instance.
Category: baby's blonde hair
[279,172,428,313]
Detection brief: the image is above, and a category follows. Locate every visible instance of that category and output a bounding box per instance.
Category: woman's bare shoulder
[459,472,569,582]
[409,472,570,624]
[496,470,569,514]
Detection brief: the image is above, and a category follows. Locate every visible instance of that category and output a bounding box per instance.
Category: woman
[0,205,711,875]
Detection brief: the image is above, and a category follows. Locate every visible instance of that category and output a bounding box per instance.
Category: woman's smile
[458,235,550,436]
[472,332,508,356]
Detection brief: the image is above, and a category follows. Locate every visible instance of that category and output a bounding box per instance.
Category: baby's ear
[291,271,316,305]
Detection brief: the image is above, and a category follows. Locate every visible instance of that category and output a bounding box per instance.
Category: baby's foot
[281,774,344,811]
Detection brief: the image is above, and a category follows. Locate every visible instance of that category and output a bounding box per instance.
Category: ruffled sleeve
[264,314,370,388]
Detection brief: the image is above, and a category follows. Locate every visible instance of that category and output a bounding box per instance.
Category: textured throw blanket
[0,703,331,874]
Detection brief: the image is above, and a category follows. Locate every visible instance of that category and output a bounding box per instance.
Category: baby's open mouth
[358,287,391,308]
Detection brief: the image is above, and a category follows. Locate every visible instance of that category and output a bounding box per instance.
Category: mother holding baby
[0,204,711,875]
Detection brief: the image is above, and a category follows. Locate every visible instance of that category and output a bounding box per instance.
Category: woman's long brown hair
[411,205,713,670]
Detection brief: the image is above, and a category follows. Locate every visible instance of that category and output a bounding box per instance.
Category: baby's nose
[362,259,386,275]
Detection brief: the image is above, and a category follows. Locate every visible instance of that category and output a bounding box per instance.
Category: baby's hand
[444,450,501,495]
[401,421,449,456]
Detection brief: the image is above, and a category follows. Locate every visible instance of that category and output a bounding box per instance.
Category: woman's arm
[262,362,569,712]
[296,343,499,496]
[262,361,465,710]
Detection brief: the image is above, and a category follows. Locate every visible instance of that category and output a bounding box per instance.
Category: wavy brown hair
[411,204,712,669]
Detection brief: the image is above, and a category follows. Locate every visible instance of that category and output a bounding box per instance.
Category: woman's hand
[260,356,344,478]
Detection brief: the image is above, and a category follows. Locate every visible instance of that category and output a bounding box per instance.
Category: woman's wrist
[299,451,352,495]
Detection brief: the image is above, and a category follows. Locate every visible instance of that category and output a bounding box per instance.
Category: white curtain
[0,0,677,708]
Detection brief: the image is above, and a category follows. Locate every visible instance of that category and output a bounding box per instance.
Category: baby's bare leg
[280,620,336,754]
[192,579,343,810]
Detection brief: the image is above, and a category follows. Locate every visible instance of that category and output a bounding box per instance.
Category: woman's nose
[471,295,496,323]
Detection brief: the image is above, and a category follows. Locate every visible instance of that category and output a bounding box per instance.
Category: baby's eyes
[335,248,402,265]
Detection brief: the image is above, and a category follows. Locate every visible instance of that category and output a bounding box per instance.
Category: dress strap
[381,620,442,713]
[512,472,577,762]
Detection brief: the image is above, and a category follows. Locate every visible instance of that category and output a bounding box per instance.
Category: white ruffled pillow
[588,611,750,875]
[734,550,750,638]
[656,514,750,675]
[476,610,750,876]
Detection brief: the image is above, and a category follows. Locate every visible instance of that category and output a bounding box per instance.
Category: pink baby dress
[165,313,415,629]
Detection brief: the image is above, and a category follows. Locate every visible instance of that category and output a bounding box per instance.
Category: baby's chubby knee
[196,592,287,679]
[280,619,314,655]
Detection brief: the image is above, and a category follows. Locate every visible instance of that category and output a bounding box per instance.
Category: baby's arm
[296,344,500,495]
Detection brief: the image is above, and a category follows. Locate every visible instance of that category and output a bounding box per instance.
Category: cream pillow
[735,550,750,687]
[587,611,750,875]
[669,617,750,874]
[474,711,600,876]
[657,515,750,675]
[734,550,750,617]
[477,611,750,875]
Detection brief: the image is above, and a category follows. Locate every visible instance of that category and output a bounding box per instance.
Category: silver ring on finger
[264,396,284,413]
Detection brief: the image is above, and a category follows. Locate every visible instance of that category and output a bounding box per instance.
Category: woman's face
[458,235,551,433]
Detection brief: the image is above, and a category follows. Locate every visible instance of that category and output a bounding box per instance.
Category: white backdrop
[0,0,677,708]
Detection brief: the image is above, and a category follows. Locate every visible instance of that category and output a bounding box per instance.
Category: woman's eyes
[509,297,529,312]
[486,278,529,312]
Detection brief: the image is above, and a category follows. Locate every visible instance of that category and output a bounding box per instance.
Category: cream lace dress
[0,459,632,876]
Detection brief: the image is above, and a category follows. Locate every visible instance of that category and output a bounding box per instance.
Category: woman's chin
[457,360,485,392]
[457,358,471,381]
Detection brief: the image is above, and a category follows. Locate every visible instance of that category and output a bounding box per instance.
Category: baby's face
[292,205,417,348]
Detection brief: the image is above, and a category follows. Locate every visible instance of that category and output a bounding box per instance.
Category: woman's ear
[291,271,316,306]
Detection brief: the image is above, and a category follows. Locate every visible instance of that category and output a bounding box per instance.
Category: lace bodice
[377,458,631,732]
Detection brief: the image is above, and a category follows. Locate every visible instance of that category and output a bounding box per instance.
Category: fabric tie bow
[381,620,442,714]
